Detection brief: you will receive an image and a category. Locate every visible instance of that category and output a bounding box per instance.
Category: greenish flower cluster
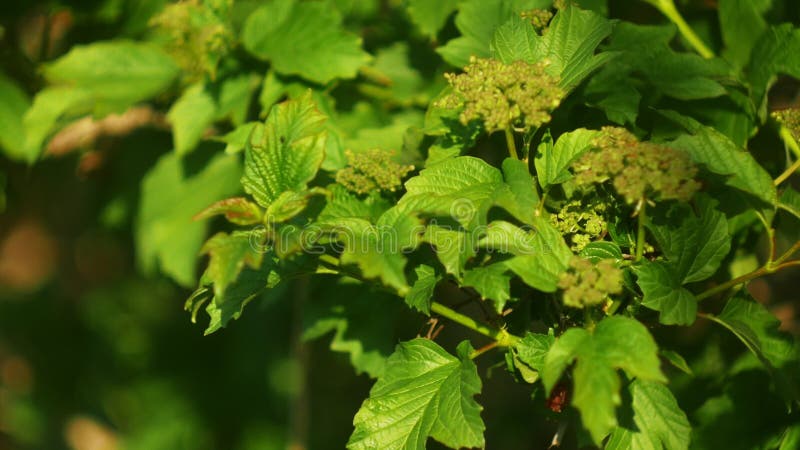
[557,257,623,309]
[336,149,414,195]
[551,199,607,251]
[520,9,553,31]
[572,127,700,204]
[437,57,564,133]
[150,0,234,80]
[773,108,800,141]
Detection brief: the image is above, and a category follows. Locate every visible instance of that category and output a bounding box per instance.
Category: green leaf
[535,128,599,189]
[580,241,623,263]
[42,40,179,114]
[664,112,777,207]
[167,83,217,156]
[362,43,429,106]
[320,206,422,295]
[605,380,691,450]
[242,92,327,208]
[747,24,800,116]
[423,225,475,278]
[661,349,693,376]
[490,16,538,64]
[348,339,485,450]
[436,0,529,67]
[201,231,263,299]
[543,316,666,444]
[405,265,440,315]
[504,217,572,292]
[194,197,263,226]
[778,187,800,220]
[398,156,506,229]
[242,0,370,84]
[203,257,282,335]
[514,331,555,372]
[137,151,241,286]
[0,72,31,161]
[707,291,800,405]
[635,261,697,326]
[719,0,772,69]
[318,184,389,223]
[648,202,731,284]
[216,72,259,126]
[531,4,616,91]
[462,263,511,313]
[406,0,459,38]
[499,158,539,225]
[304,282,404,378]
[22,87,93,163]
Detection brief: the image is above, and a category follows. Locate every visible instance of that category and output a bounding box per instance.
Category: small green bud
[558,256,623,309]
[336,149,414,195]
[437,57,564,133]
[572,127,700,204]
[520,9,553,32]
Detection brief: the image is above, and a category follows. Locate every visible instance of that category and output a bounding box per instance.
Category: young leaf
[137,152,241,287]
[242,0,371,84]
[605,380,691,450]
[348,339,485,450]
[242,91,327,209]
[201,231,264,300]
[542,316,666,444]
[535,128,599,189]
[706,292,800,405]
[778,187,800,220]
[405,265,440,315]
[167,83,217,156]
[194,197,263,226]
[635,261,698,326]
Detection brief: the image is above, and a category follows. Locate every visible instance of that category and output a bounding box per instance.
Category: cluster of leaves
[3,0,800,448]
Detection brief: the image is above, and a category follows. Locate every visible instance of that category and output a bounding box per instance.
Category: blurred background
[1,1,800,449]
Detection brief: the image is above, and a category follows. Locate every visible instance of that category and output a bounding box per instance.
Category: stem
[774,157,800,186]
[651,0,714,58]
[505,128,519,160]
[695,255,800,301]
[635,197,647,262]
[779,124,800,160]
[431,302,520,347]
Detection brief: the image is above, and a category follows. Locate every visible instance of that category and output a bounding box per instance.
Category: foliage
[2,0,800,449]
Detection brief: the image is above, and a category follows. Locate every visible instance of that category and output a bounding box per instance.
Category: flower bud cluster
[437,57,564,133]
[572,127,700,204]
[773,108,800,141]
[557,257,623,309]
[336,149,414,195]
[550,199,607,251]
[150,0,234,80]
[520,9,553,31]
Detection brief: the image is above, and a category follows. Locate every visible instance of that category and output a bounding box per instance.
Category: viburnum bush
[4,0,800,448]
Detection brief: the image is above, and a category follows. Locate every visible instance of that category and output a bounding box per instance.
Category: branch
[45,106,168,156]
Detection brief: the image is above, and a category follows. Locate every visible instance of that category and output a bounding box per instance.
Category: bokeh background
[1,1,800,449]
